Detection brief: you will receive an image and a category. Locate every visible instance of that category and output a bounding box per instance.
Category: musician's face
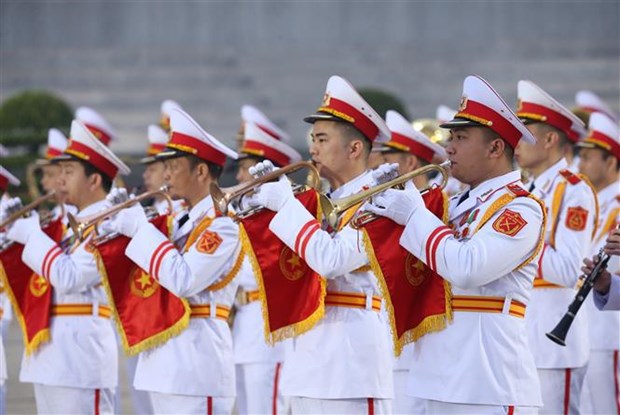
[163,156,200,201]
[367,150,387,170]
[58,161,98,208]
[578,147,616,188]
[40,164,62,194]
[142,161,166,193]
[309,121,357,184]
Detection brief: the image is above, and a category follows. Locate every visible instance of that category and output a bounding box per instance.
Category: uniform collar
[188,194,215,224]
[451,170,522,218]
[531,158,568,196]
[77,198,110,218]
[329,170,374,200]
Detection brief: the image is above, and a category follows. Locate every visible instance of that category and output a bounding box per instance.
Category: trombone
[68,186,172,243]
[210,161,321,219]
[321,161,451,229]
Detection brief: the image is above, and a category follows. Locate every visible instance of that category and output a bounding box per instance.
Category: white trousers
[421,400,539,414]
[393,370,425,415]
[580,350,620,415]
[124,354,153,414]
[150,391,235,415]
[33,383,115,415]
[290,396,392,414]
[538,366,587,415]
[236,361,289,414]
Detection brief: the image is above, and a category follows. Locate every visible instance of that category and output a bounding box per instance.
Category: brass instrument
[321,161,451,229]
[0,191,61,229]
[411,118,449,144]
[68,186,172,243]
[210,161,321,218]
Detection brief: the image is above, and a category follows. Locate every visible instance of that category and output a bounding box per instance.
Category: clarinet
[546,248,612,346]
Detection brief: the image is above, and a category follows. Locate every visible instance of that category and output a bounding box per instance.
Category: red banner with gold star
[361,187,452,356]
[93,215,190,355]
[0,218,64,355]
[239,189,326,343]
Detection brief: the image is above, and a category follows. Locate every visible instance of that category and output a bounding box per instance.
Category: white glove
[246,175,293,212]
[7,211,41,245]
[371,163,400,185]
[107,202,148,238]
[0,197,24,228]
[365,182,423,225]
[249,160,276,179]
[106,187,131,205]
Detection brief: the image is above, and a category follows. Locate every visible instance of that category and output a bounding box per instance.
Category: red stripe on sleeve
[149,241,173,276]
[299,223,320,261]
[294,219,319,254]
[153,244,176,281]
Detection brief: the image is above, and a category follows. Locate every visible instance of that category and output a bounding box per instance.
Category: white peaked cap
[517,80,586,143]
[160,108,237,166]
[241,105,291,142]
[304,75,391,143]
[241,122,301,166]
[75,106,117,146]
[575,90,618,122]
[441,75,536,148]
[386,110,447,162]
[59,120,130,177]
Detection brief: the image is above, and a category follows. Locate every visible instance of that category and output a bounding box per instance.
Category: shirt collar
[188,194,215,224]
[470,170,523,203]
[329,170,375,200]
[532,158,568,195]
[598,182,619,206]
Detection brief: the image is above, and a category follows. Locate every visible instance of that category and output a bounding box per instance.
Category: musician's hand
[108,203,148,238]
[371,163,400,185]
[7,211,40,245]
[582,256,612,295]
[106,188,131,205]
[249,160,276,179]
[365,182,422,226]
[246,175,293,212]
[0,197,23,228]
[604,228,620,256]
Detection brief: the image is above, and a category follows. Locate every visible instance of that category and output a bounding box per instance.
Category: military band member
[0,165,21,415]
[107,108,241,414]
[576,112,620,414]
[247,75,394,414]
[514,80,597,415]
[233,121,301,415]
[380,109,448,414]
[5,120,129,414]
[367,75,545,414]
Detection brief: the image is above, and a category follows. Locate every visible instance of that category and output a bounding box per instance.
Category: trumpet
[0,191,63,230]
[321,161,451,229]
[68,186,172,242]
[210,161,321,218]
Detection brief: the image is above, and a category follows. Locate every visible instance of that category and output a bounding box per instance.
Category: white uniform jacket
[399,170,544,406]
[526,158,597,369]
[594,274,620,311]
[232,258,288,365]
[124,195,241,397]
[19,199,118,389]
[586,182,619,349]
[268,171,393,400]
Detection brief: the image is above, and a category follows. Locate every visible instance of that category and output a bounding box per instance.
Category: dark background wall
[1,1,619,156]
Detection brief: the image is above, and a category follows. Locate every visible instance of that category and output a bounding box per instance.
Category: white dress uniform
[581,182,620,414]
[123,195,240,414]
[398,171,544,411]
[233,259,290,415]
[525,158,597,414]
[19,199,119,414]
[267,170,394,414]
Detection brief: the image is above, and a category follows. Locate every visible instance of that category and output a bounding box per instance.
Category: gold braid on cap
[516,112,547,122]
[454,112,494,127]
[316,106,355,124]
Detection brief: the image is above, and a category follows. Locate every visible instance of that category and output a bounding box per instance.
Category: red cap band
[46,147,63,159]
[457,100,521,148]
[318,97,379,142]
[585,130,620,159]
[83,123,112,146]
[518,102,578,142]
[0,175,9,192]
[241,141,290,167]
[64,140,118,178]
[147,143,166,156]
[388,132,435,163]
[168,132,227,166]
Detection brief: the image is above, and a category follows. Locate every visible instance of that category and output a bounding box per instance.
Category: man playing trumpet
[246,75,394,414]
[105,108,241,414]
[4,120,129,414]
[365,75,546,414]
